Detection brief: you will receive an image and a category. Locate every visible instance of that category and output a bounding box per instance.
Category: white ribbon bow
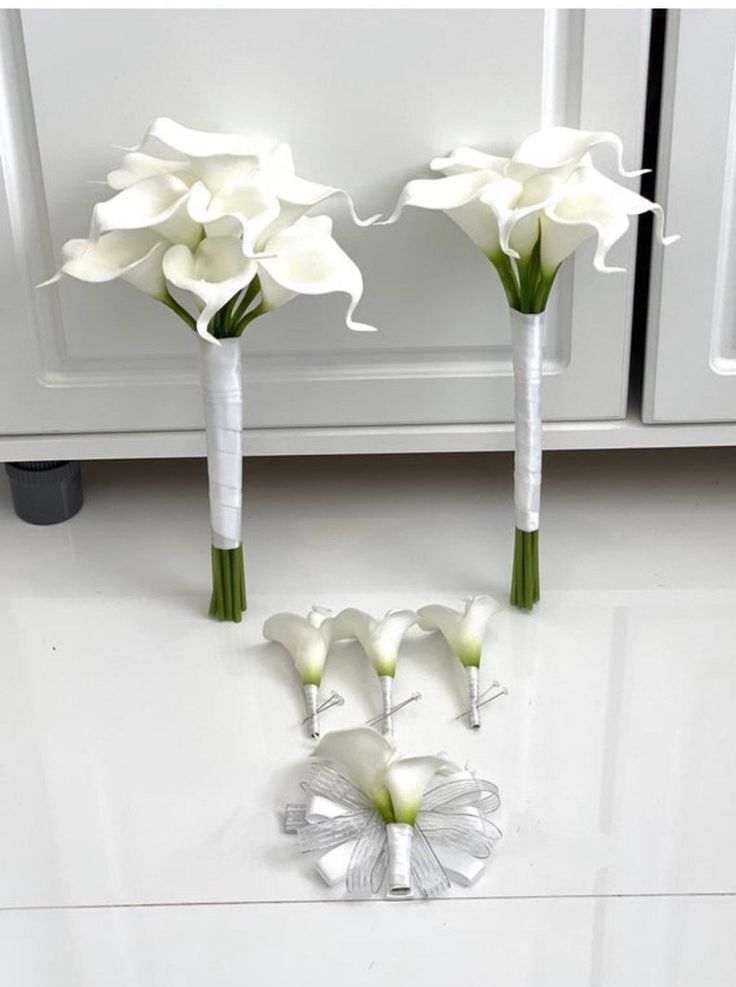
[285,764,501,898]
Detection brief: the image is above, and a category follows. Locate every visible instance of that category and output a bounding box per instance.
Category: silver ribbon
[510,310,544,533]
[379,676,394,736]
[465,666,481,729]
[303,684,320,739]
[286,765,501,898]
[199,337,243,550]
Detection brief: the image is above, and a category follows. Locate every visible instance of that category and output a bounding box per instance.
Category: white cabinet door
[0,10,650,446]
[644,10,736,423]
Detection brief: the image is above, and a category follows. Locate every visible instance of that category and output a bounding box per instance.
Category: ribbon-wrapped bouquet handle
[201,337,246,619]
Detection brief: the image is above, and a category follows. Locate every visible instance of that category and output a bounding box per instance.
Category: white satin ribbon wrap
[303,684,320,740]
[510,310,544,532]
[199,338,243,550]
[286,765,501,897]
[465,666,481,730]
[379,675,394,736]
[386,823,413,897]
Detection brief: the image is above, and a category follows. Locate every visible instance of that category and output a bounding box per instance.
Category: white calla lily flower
[40,230,170,299]
[186,180,280,245]
[312,727,454,827]
[163,217,375,343]
[417,595,501,668]
[331,607,417,678]
[134,118,376,228]
[132,117,271,192]
[384,755,455,826]
[135,116,270,161]
[418,596,502,730]
[163,236,257,343]
[313,727,396,821]
[257,216,375,332]
[383,126,675,276]
[263,608,334,687]
[107,152,194,191]
[331,607,417,736]
[511,126,646,177]
[264,607,336,739]
[91,174,202,249]
[540,164,679,275]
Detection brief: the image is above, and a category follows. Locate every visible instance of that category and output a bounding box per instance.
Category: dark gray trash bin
[5,461,83,525]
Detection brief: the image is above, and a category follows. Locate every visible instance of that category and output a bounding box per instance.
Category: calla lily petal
[132,117,277,194]
[187,180,280,247]
[162,236,256,342]
[41,230,169,299]
[313,727,396,819]
[91,174,201,248]
[380,171,491,226]
[258,216,375,332]
[332,607,416,677]
[541,165,679,274]
[384,755,455,826]
[476,176,529,258]
[430,147,508,176]
[135,116,269,162]
[271,174,379,228]
[512,126,646,178]
[107,152,194,191]
[263,610,332,686]
[416,595,501,668]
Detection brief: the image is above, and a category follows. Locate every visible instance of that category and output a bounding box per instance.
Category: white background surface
[1,449,735,984]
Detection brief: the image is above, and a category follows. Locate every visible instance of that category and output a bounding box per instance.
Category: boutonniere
[263,607,342,737]
[331,608,417,735]
[417,595,503,728]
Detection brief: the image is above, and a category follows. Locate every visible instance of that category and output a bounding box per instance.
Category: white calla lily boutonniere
[263,607,339,738]
[286,727,501,897]
[385,127,677,611]
[44,119,376,622]
[417,595,502,728]
[331,608,417,735]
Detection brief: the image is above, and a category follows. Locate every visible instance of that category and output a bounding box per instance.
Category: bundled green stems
[209,545,247,622]
[510,529,540,611]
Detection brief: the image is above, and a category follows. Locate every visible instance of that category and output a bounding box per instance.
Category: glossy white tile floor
[1,449,735,985]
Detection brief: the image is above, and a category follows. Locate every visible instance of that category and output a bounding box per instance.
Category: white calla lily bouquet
[45,119,375,621]
[386,127,677,609]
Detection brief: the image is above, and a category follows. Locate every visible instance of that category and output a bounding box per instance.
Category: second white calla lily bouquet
[45,118,375,621]
[385,127,677,610]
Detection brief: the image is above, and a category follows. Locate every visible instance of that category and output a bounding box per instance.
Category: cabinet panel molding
[644,10,736,423]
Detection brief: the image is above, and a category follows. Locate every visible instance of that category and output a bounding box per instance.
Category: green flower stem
[209,545,246,622]
[373,787,396,824]
[510,529,540,611]
[490,251,521,310]
[160,292,197,331]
